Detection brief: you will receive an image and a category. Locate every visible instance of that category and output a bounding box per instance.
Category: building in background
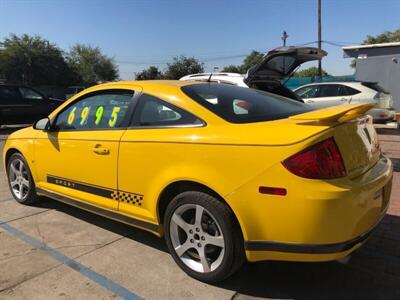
[343,42,400,112]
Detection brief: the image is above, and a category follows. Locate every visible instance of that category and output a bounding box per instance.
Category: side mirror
[33,118,51,131]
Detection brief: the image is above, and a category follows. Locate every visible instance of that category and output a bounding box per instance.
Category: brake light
[282,137,347,179]
[235,100,252,110]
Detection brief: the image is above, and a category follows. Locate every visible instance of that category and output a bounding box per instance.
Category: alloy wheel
[9,158,30,200]
[169,203,225,273]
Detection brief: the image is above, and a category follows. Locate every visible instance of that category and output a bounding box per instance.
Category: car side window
[134,93,203,127]
[318,85,341,97]
[19,87,44,100]
[296,86,319,99]
[55,90,133,130]
[0,86,21,103]
[341,85,361,96]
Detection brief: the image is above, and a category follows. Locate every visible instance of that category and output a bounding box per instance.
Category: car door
[118,93,204,223]
[0,85,29,124]
[295,85,320,105]
[18,87,60,122]
[33,88,138,211]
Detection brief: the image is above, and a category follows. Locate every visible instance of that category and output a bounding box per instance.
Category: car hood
[244,47,327,84]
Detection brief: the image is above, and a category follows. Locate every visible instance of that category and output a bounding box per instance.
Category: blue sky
[1,0,399,80]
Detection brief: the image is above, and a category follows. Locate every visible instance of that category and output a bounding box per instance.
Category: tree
[0,34,74,86]
[135,66,163,80]
[240,51,264,73]
[221,65,241,73]
[222,50,264,74]
[164,56,204,79]
[292,66,329,77]
[351,29,400,68]
[363,29,400,44]
[67,44,119,84]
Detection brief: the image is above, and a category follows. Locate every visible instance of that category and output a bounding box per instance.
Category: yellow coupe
[3,81,393,282]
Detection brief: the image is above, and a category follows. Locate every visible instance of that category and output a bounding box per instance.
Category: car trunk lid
[244,47,327,85]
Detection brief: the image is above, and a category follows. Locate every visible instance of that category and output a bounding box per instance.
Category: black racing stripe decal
[46,175,145,207]
[47,175,114,199]
[36,187,159,233]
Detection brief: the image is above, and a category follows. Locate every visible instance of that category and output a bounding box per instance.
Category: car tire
[164,191,244,283]
[7,153,38,205]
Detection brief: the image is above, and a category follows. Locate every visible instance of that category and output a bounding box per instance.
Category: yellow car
[3,81,393,282]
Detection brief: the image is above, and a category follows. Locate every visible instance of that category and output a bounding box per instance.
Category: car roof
[180,73,243,79]
[96,80,199,89]
[294,81,362,89]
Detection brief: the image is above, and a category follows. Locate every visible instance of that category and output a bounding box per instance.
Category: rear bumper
[245,214,383,254]
[227,155,393,263]
[369,108,396,122]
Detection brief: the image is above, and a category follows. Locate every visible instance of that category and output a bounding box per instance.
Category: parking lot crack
[34,221,46,246]
[0,233,128,295]
[0,209,52,226]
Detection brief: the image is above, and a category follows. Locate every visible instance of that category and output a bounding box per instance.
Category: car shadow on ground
[33,198,169,253]
[390,157,400,172]
[32,198,400,300]
[376,127,400,136]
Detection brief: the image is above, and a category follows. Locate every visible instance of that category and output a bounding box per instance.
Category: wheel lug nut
[189,229,193,234]
[201,236,205,240]
[190,239,194,243]
[195,228,200,232]
[197,243,201,247]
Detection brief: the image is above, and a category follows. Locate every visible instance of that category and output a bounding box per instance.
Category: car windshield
[182,83,312,123]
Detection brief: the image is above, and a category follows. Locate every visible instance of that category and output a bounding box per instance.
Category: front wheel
[164,191,244,283]
[7,153,38,204]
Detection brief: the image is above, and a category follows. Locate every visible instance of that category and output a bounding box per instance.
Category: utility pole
[317,0,322,79]
[281,31,289,47]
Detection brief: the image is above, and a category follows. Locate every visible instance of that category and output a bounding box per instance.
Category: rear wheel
[164,191,244,283]
[7,153,38,204]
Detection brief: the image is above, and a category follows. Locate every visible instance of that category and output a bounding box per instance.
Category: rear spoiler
[289,103,375,123]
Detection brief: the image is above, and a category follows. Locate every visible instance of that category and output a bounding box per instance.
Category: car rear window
[181,83,311,123]
[361,82,389,94]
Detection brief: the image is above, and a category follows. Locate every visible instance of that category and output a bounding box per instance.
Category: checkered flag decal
[112,191,143,206]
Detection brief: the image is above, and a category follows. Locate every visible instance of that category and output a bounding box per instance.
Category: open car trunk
[244,47,327,85]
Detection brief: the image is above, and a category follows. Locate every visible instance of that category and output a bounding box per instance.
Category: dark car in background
[0,84,63,127]
[65,86,86,100]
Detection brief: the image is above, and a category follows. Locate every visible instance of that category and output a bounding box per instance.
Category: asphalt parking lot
[0,125,399,300]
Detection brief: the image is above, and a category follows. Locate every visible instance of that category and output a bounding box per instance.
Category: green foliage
[164,56,204,79]
[0,34,74,85]
[351,28,400,68]
[67,44,119,84]
[135,66,164,80]
[222,51,264,74]
[292,66,329,77]
[221,65,241,73]
[240,51,264,73]
[363,29,400,44]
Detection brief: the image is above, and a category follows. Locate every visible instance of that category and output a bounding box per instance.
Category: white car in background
[293,82,395,122]
[180,47,327,103]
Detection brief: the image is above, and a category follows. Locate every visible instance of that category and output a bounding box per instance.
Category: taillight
[282,137,347,179]
[373,92,382,100]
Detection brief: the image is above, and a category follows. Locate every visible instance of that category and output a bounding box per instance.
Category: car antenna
[207,73,213,82]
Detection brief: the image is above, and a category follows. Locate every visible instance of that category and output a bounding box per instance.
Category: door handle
[340,98,348,102]
[93,144,110,155]
[306,100,314,103]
